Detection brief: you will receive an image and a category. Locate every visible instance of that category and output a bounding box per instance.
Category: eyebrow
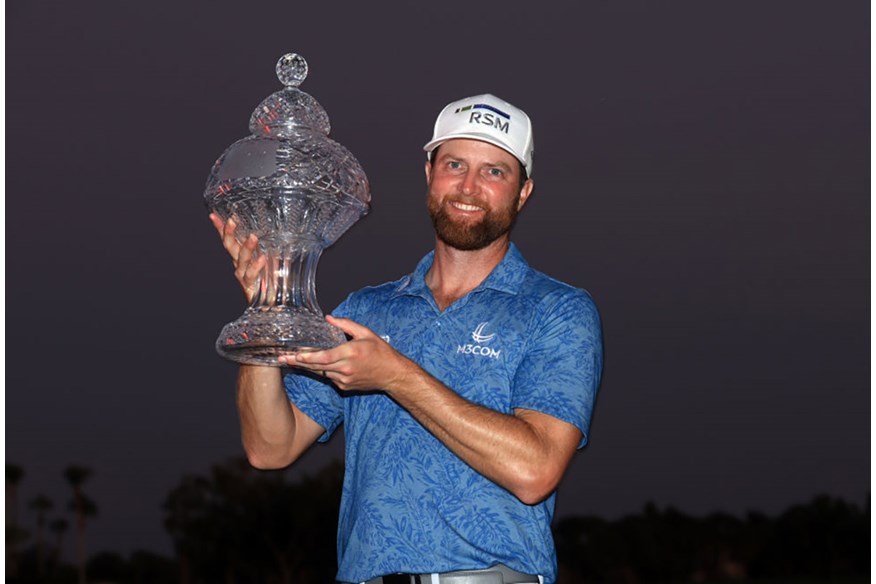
[487,160,514,172]
[437,152,514,172]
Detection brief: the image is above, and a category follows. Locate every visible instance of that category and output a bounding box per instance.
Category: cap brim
[423,132,528,171]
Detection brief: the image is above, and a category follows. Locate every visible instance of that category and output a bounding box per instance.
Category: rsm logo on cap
[455,103,511,134]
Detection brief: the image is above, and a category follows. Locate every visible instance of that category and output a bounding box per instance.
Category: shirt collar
[391,242,529,300]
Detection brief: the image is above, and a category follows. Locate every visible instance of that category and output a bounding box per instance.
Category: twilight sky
[6,0,869,559]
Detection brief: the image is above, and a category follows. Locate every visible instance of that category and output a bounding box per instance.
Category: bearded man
[210,94,604,584]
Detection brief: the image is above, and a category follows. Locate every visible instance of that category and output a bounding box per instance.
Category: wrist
[383,355,422,397]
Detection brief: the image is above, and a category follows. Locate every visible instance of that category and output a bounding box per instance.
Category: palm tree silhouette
[30,494,54,577]
[63,465,95,584]
[6,463,26,580]
[6,463,25,525]
[49,517,70,576]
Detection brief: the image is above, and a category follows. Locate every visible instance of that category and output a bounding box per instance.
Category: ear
[425,160,433,185]
[517,178,534,211]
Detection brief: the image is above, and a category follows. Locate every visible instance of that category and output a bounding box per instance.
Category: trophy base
[215,307,346,366]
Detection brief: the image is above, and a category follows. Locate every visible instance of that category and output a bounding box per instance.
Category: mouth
[448,200,485,213]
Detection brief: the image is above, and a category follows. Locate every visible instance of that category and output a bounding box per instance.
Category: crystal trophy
[205,53,371,365]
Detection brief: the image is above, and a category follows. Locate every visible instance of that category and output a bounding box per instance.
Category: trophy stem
[215,241,346,366]
[255,244,323,314]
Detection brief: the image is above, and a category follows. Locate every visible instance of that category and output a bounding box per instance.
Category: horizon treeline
[6,459,869,584]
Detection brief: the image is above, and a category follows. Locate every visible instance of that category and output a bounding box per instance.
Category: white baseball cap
[423,93,534,176]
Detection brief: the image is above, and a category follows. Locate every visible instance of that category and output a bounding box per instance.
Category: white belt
[360,563,543,584]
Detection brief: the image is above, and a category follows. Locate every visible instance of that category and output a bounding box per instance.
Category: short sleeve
[282,294,359,442]
[511,290,603,448]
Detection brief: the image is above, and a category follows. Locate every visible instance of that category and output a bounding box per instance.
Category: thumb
[326,315,376,340]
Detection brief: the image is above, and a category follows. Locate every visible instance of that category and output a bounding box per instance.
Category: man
[210,94,603,584]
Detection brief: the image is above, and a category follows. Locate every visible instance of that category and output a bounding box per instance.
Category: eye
[488,167,504,178]
[447,160,462,170]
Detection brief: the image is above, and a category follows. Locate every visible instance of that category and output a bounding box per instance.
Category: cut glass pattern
[204,53,371,365]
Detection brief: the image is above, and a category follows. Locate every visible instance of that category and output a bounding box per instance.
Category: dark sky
[7,0,869,560]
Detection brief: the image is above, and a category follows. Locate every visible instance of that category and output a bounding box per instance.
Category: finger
[234,237,252,275]
[289,360,337,377]
[208,213,226,238]
[325,316,377,340]
[222,219,240,260]
[237,234,260,266]
[243,252,267,282]
[222,216,236,238]
[222,218,243,257]
[277,352,325,369]
[293,348,345,368]
[235,258,261,287]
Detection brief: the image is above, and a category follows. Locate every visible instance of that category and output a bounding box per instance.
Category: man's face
[425,139,533,251]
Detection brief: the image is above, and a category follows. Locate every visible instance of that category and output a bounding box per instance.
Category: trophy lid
[205,53,371,233]
[248,53,332,139]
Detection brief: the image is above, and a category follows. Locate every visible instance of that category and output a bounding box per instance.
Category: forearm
[289,316,582,503]
[386,362,578,504]
[237,365,298,468]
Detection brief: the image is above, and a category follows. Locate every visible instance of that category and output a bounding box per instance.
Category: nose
[460,169,479,195]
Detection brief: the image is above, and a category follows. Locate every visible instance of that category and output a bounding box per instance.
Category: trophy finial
[276,53,308,88]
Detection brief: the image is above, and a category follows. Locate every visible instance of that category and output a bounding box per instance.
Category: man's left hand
[281,316,415,392]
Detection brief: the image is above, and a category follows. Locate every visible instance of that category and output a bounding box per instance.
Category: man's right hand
[209,213,267,304]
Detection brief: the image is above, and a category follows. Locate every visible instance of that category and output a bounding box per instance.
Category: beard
[427,192,521,251]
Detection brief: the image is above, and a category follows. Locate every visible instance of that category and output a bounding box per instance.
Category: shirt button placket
[420,315,443,364]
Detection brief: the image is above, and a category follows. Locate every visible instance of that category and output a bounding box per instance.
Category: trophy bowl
[205,54,371,366]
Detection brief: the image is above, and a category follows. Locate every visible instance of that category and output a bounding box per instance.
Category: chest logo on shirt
[457,322,501,359]
[471,322,496,344]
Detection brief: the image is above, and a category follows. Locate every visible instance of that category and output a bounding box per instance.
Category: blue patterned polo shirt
[284,243,603,584]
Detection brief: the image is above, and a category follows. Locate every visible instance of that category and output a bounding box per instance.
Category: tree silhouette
[6,463,25,525]
[6,463,26,580]
[29,493,54,577]
[6,525,31,582]
[63,465,95,584]
[2,457,860,584]
[164,457,343,584]
[750,494,869,580]
[49,517,70,577]
[554,496,869,583]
